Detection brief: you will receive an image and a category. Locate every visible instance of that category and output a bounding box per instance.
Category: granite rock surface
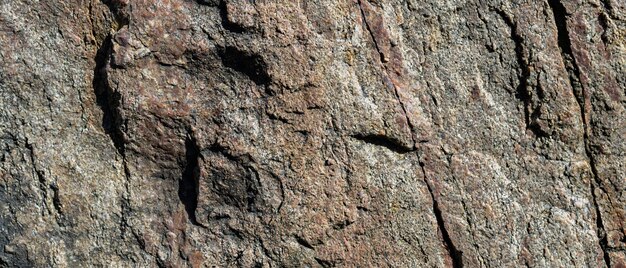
[0,0,625,266]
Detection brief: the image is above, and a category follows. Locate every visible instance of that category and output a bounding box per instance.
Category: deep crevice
[179,131,203,227]
[93,36,132,234]
[350,134,415,154]
[420,162,463,268]
[547,0,576,63]
[294,235,314,250]
[93,35,126,156]
[93,0,140,251]
[217,46,270,86]
[546,1,611,266]
[599,0,617,20]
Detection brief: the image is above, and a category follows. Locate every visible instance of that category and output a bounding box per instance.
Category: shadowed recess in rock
[218,46,270,86]
[350,134,415,154]
[179,133,202,227]
[93,35,127,155]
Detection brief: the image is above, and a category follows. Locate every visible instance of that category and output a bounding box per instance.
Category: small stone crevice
[93,35,127,156]
[294,235,315,250]
[93,0,134,239]
[217,1,247,33]
[314,257,334,268]
[50,182,63,217]
[494,9,535,134]
[178,129,204,227]
[24,140,53,217]
[419,161,463,268]
[350,134,415,154]
[357,0,417,149]
[546,0,611,266]
[218,46,271,87]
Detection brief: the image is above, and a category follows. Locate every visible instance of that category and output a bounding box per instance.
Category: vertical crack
[419,161,463,268]
[93,35,126,156]
[93,35,133,237]
[119,159,133,238]
[50,182,63,217]
[590,177,612,267]
[494,10,534,133]
[24,139,64,224]
[24,140,50,216]
[178,129,204,227]
[93,0,130,157]
[92,0,133,238]
[546,0,611,266]
[357,0,417,149]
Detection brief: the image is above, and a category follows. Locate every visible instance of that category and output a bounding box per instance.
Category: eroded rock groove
[495,9,533,132]
[179,131,203,227]
[546,0,611,266]
[419,161,464,268]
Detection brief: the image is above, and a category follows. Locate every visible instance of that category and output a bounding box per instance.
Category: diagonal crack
[546,0,611,266]
[494,9,536,134]
[357,0,416,149]
[419,159,464,268]
[357,2,462,264]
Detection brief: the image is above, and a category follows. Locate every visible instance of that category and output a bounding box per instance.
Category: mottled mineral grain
[0,0,624,267]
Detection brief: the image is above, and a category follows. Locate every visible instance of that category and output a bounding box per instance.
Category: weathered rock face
[0,0,624,266]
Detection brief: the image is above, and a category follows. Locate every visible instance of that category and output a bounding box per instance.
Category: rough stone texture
[0,0,624,266]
